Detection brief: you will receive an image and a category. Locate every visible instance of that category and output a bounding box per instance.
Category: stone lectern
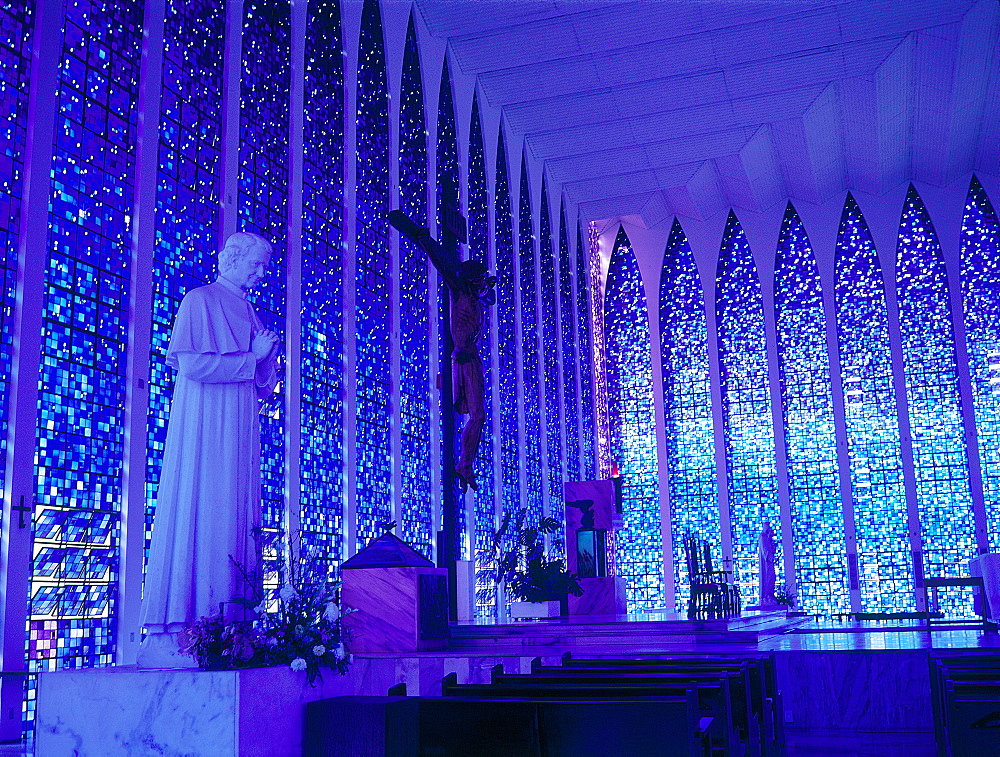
[341,533,450,652]
[564,480,628,616]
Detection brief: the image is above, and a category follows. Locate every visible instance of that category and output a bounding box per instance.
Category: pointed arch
[960,175,1000,551]
[606,227,663,611]
[558,202,581,481]
[834,193,913,611]
[468,94,497,619]
[353,0,392,550]
[239,0,291,549]
[434,55,464,553]
[494,128,521,523]
[539,178,564,552]
[397,13,431,556]
[659,218,718,608]
[716,212,780,605]
[299,0,346,571]
[896,185,976,595]
[577,223,597,479]
[774,203,848,613]
[519,155,543,523]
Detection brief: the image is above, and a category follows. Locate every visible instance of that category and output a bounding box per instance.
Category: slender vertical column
[0,0,58,739]
[117,0,165,665]
[284,0,306,548]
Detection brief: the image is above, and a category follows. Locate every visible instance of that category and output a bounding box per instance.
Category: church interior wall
[1,0,999,741]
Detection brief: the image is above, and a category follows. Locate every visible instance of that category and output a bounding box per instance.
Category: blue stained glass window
[518,157,543,526]
[834,194,913,611]
[435,58,465,556]
[716,212,780,605]
[894,186,984,608]
[468,94,497,619]
[558,203,580,482]
[30,0,143,676]
[398,16,431,558]
[577,224,596,479]
[538,181,564,554]
[300,0,345,573]
[658,219,718,608]
[774,204,848,613]
[354,0,391,550]
[494,129,521,534]
[961,176,1000,551]
[0,1,33,533]
[146,0,224,584]
[239,1,289,567]
[896,185,977,596]
[605,227,663,611]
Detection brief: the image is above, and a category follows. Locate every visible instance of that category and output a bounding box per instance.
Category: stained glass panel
[353,0,391,550]
[774,204,848,613]
[961,176,1000,551]
[494,130,520,542]
[30,0,143,681]
[834,194,913,611]
[299,0,345,573]
[146,0,224,582]
[716,212,780,606]
[659,219,718,608]
[468,95,497,619]
[896,186,976,598]
[558,204,580,482]
[605,227,662,611]
[518,158,543,526]
[239,1,289,577]
[398,16,431,558]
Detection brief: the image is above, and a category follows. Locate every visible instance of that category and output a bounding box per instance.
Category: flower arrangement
[180,532,355,684]
[480,507,583,604]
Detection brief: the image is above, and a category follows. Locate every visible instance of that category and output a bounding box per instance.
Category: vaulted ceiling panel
[417,0,1000,224]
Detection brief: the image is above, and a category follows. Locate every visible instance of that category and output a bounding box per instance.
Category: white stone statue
[137,232,279,668]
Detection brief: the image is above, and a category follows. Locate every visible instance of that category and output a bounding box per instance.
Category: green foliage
[480,507,582,603]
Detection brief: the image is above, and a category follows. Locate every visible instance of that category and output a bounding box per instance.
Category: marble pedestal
[36,664,352,756]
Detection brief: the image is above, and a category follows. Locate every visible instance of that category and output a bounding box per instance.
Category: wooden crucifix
[388,209,496,495]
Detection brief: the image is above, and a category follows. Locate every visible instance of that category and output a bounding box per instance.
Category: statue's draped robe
[141,278,277,632]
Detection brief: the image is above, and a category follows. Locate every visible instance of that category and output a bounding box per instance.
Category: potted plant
[481,507,583,620]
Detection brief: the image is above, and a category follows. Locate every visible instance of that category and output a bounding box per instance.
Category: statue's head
[219,232,272,291]
[457,259,496,301]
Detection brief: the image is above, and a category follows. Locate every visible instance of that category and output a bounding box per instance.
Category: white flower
[290,657,307,672]
[312,645,326,657]
[323,603,341,622]
[333,643,346,661]
[279,585,298,603]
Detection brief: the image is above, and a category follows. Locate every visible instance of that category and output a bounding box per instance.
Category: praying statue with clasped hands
[138,231,279,669]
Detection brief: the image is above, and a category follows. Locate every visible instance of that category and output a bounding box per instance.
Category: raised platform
[32,614,1000,756]
[448,609,806,653]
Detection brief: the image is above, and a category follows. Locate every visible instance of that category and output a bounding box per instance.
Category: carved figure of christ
[389,210,495,493]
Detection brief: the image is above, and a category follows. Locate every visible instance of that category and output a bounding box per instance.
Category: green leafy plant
[480,507,583,603]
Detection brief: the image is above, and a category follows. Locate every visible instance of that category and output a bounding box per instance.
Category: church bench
[304,694,718,757]
[551,655,780,755]
[929,655,1000,756]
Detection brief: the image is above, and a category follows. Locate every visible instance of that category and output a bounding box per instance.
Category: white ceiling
[415,0,1000,226]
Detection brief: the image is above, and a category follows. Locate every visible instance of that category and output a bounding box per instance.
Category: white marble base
[510,600,561,619]
[36,664,352,756]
